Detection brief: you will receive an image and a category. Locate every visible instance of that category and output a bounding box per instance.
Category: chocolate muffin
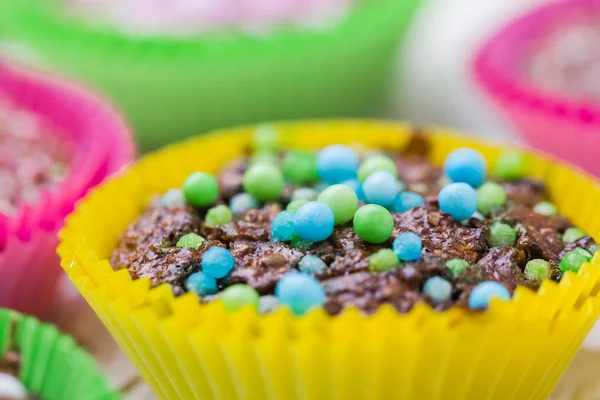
[110,134,598,316]
[0,97,71,216]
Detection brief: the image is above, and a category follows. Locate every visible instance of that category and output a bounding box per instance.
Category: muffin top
[524,13,600,102]
[110,129,597,316]
[65,0,358,37]
[0,97,71,216]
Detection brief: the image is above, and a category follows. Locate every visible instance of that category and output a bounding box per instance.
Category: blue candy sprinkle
[342,179,367,201]
[393,232,422,261]
[229,193,258,214]
[438,183,477,221]
[298,255,327,274]
[443,148,487,188]
[275,273,326,315]
[392,192,425,212]
[317,145,359,184]
[362,171,398,207]
[468,281,511,310]
[185,271,218,296]
[294,201,335,242]
[202,246,235,279]
[423,276,452,303]
[272,211,296,241]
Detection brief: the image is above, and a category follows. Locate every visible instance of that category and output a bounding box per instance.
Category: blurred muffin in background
[0,0,421,149]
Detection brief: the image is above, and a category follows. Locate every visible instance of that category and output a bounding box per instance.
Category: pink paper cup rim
[0,63,134,315]
[473,0,600,127]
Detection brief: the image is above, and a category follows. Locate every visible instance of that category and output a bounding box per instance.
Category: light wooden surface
[50,282,600,400]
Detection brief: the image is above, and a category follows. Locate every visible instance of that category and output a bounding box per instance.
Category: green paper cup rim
[0,308,119,400]
[0,0,420,66]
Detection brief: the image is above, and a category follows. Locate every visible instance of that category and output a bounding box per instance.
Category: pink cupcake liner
[473,0,600,177]
[0,64,135,316]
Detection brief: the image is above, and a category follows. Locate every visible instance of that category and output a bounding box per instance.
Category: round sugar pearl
[292,187,319,202]
[488,221,517,247]
[294,201,334,242]
[259,295,280,314]
[183,172,219,207]
[393,232,422,261]
[221,284,259,312]
[176,233,205,250]
[205,205,233,228]
[287,199,309,213]
[185,271,217,296]
[468,281,511,310]
[229,193,258,214]
[317,145,359,184]
[392,192,425,213]
[443,148,487,187]
[276,273,326,315]
[446,259,469,276]
[299,255,327,274]
[476,182,506,215]
[494,150,526,180]
[251,151,279,166]
[317,184,358,225]
[243,163,284,201]
[524,259,552,282]
[202,246,235,279]
[342,179,366,201]
[283,150,318,185]
[362,171,398,207]
[0,372,27,399]
[353,204,394,244]
[438,183,477,220]
[252,124,279,152]
[358,155,398,182]
[423,276,452,303]
[161,189,185,208]
[369,249,401,271]
[272,211,296,241]
[533,201,558,216]
[563,227,586,243]
[559,248,592,273]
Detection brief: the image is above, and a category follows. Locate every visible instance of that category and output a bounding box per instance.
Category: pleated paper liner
[0,64,135,316]
[474,0,600,177]
[59,121,600,399]
[0,0,420,149]
[0,308,120,399]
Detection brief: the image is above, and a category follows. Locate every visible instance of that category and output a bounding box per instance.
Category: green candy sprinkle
[183,172,219,207]
[317,184,359,225]
[287,199,309,213]
[205,205,233,228]
[369,249,402,271]
[358,155,398,182]
[559,248,593,273]
[562,227,586,243]
[221,284,260,312]
[176,233,205,250]
[494,150,526,180]
[283,151,318,185]
[243,163,284,201]
[251,151,279,166]
[353,204,394,244]
[489,221,517,247]
[524,259,552,282]
[252,124,279,152]
[290,233,313,250]
[446,259,469,276]
[476,182,506,215]
[533,201,558,216]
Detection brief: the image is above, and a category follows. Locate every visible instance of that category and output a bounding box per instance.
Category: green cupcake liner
[0,309,119,400]
[0,0,421,149]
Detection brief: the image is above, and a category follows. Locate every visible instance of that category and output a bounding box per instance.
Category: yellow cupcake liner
[58,121,600,400]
